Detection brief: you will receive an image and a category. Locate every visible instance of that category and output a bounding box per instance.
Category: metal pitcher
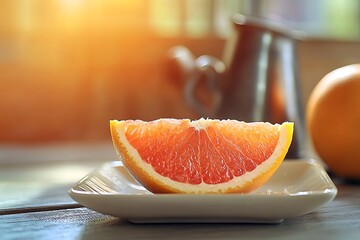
[167,14,307,158]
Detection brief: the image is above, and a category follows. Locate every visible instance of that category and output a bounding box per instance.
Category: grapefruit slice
[110,119,293,194]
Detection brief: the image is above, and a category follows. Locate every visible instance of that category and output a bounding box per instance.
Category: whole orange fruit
[307,64,360,180]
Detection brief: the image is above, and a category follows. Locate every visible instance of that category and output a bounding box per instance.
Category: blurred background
[1,0,360,143]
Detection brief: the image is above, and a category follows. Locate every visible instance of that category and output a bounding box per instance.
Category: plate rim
[68,159,337,223]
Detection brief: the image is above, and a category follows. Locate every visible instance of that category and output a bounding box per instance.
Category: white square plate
[69,159,337,223]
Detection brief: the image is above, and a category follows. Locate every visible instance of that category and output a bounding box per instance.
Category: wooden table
[1,143,360,240]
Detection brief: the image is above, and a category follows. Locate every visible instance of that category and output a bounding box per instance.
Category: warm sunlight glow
[0,0,157,142]
[149,0,181,36]
[59,0,84,10]
[1,0,359,143]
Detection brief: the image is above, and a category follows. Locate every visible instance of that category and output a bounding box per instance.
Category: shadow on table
[77,216,347,240]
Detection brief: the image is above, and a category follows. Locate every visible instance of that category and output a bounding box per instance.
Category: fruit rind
[110,119,294,194]
[306,64,360,180]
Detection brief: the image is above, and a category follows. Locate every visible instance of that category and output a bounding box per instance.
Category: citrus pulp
[110,119,294,193]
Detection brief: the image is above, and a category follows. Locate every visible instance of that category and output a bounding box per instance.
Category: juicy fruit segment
[110,119,294,193]
[124,120,278,184]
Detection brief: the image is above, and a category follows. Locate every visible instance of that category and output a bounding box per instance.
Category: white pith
[114,119,292,193]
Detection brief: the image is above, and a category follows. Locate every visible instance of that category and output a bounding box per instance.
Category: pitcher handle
[167,46,225,117]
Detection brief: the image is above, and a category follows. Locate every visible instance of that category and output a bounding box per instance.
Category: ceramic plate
[69,159,337,224]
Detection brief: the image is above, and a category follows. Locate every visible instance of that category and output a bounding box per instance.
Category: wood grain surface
[1,144,360,239]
